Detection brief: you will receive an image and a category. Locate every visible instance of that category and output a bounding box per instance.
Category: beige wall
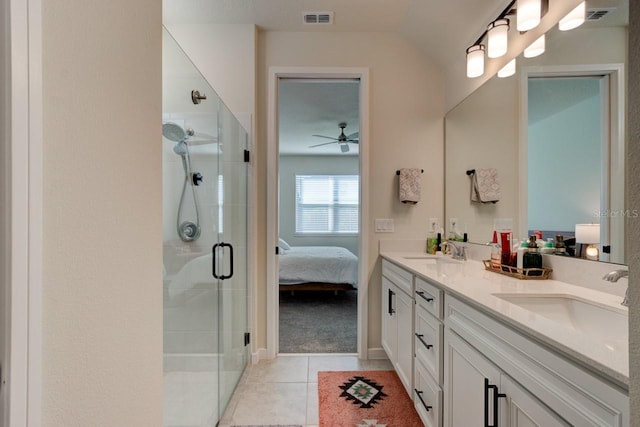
[628,1,639,423]
[258,31,446,351]
[42,0,162,424]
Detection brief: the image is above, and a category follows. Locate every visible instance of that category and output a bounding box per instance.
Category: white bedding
[278,246,359,288]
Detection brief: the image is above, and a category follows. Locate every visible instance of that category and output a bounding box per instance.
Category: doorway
[266,68,370,359]
[277,79,360,353]
[520,64,625,263]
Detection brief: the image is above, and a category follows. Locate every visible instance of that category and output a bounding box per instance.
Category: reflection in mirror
[444,0,628,264]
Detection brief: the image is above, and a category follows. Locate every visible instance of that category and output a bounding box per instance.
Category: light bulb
[498,58,516,78]
[524,34,545,58]
[466,45,485,78]
[517,0,541,32]
[559,1,586,31]
[487,19,510,58]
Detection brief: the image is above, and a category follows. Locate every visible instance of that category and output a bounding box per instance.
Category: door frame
[518,63,625,262]
[266,67,370,359]
[3,0,43,425]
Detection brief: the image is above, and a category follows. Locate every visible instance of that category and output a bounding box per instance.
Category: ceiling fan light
[497,58,516,78]
[559,1,586,31]
[466,44,485,78]
[517,0,541,32]
[487,19,510,58]
[340,144,349,153]
[524,34,545,58]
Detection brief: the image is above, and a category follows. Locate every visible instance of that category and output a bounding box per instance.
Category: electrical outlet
[375,218,395,233]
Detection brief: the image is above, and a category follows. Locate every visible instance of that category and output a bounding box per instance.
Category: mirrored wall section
[445,0,627,264]
[162,28,249,426]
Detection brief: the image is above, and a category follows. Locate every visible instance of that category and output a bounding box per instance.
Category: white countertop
[380,251,629,388]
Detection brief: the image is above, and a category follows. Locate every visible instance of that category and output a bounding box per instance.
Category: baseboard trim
[251,348,268,364]
[367,347,388,360]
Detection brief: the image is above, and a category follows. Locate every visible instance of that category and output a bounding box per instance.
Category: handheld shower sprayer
[162,122,201,242]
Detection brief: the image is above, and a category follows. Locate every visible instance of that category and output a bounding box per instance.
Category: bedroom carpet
[318,370,423,427]
[279,290,357,353]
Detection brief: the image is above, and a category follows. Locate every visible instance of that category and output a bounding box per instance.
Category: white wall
[279,155,360,255]
[0,0,10,421]
[41,0,163,425]
[628,2,640,423]
[258,31,445,352]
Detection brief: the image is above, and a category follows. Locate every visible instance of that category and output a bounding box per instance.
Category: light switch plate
[375,218,395,233]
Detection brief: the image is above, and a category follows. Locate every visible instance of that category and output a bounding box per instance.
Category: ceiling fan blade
[311,135,339,140]
[347,139,359,144]
[346,132,359,139]
[309,141,339,148]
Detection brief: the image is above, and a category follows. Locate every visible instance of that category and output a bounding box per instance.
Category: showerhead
[163,123,194,143]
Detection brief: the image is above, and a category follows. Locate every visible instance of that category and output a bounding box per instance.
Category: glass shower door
[216,100,249,414]
[162,27,248,427]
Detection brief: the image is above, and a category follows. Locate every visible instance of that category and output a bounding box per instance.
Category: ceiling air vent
[303,12,334,25]
[586,8,614,21]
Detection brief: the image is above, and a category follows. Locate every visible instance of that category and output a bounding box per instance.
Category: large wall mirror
[445,0,628,264]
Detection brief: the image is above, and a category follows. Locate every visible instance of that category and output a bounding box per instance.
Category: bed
[278,245,359,291]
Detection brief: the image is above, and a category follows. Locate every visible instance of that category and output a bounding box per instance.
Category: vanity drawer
[415,276,442,319]
[382,259,413,296]
[414,357,442,427]
[415,303,443,384]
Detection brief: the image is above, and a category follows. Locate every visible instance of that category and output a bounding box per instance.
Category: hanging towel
[399,168,422,204]
[470,168,500,203]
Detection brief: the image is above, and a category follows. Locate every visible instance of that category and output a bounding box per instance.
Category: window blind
[295,175,359,234]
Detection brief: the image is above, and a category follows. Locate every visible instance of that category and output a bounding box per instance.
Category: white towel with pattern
[471,168,500,203]
[398,168,422,204]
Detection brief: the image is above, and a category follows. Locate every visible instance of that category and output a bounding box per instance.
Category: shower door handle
[219,242,234,280]
[212,243,234,280]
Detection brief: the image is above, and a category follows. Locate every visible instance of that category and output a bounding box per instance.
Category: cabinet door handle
[415,333,433,349]
[388,288,395,315]
[416,291,434,303]
[414,389,432,412]
[484,378,506,427]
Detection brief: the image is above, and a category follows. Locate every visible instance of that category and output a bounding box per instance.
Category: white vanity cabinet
[444,328,567,427]
[381,260,414,395]
[445,295,629,427]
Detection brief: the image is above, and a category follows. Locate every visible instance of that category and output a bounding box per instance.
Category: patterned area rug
[318,370,423,426]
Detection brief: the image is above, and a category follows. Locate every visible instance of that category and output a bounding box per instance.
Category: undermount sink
[403,255,461,265]
[493,293,628,346]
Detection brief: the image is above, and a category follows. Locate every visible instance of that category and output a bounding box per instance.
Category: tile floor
[219,354,393,427]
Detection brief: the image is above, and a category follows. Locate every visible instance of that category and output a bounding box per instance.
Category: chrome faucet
[441,241,467,261]
[602,269,629,307]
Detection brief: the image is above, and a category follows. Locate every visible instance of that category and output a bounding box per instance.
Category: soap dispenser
[523,236,543,275]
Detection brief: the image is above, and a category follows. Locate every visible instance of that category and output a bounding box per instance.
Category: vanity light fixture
[497,58,516,78]
[559,1,586,31]
[575,223,600,260]
[517,0,542,31]
[487,19,510,58]
[466,45,486,78]
[524,34,545,58]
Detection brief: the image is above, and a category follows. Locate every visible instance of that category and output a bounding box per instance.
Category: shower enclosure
[162,28,249,426]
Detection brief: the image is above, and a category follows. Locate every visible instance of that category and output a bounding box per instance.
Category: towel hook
[396,169,424,175]
[466,169,476,176]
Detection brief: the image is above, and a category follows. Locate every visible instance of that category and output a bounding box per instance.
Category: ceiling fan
[310,122,359,153]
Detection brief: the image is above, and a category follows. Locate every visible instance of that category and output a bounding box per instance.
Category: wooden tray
[482,260,552,280]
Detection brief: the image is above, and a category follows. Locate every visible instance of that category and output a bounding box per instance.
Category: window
[295,175,359,234]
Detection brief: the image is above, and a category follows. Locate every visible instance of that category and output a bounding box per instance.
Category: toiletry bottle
[516,241,529,270]
[541,239,555,255]
[426,219,439,254]
[555,234,567,256]
[490,243,501,270]
[500,230,513,270]
[523,236,543,275]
